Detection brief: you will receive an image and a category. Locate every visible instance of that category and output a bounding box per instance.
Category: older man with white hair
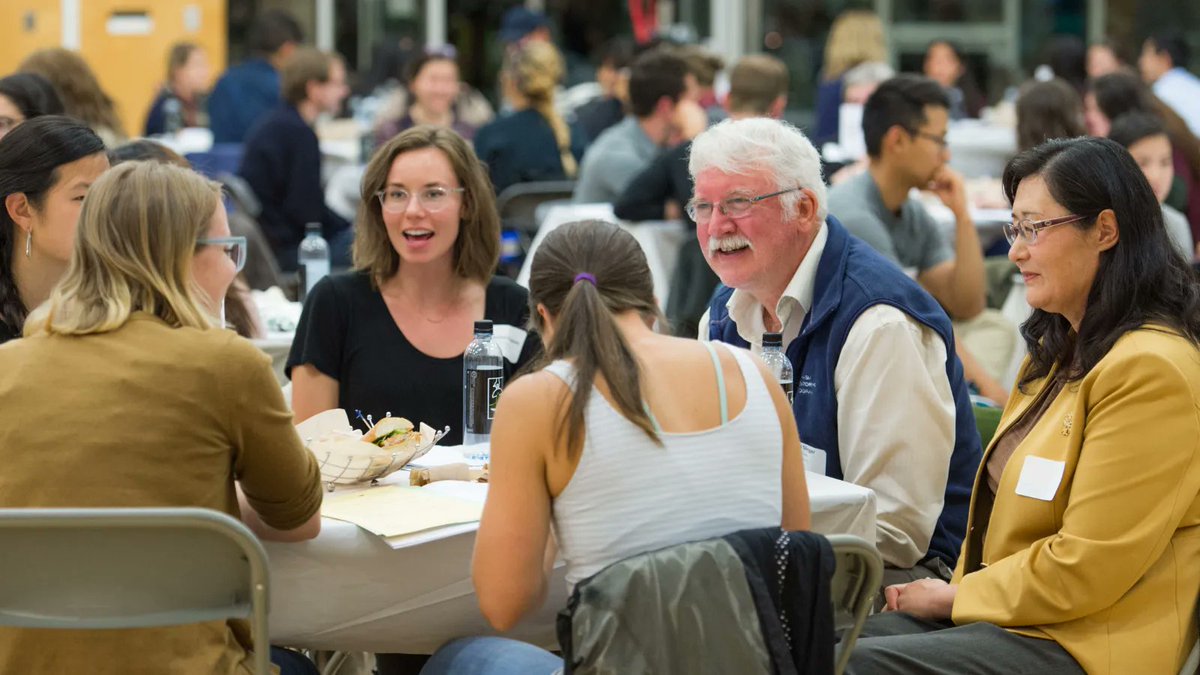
[693,118,981,584]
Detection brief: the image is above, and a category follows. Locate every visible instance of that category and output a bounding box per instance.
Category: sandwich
[364,416,421,453]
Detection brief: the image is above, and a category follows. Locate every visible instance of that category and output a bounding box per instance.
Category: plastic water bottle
[463,320,505,460]
[163,96,183,135]
[760,332,794,405]
[298,222,330,302]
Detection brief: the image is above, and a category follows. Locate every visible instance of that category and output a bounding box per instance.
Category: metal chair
[495,180,577,233]
[0,507,271,674]
[826,534,883,675]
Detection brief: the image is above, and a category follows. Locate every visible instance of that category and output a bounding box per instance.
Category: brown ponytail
[528,220,665,460]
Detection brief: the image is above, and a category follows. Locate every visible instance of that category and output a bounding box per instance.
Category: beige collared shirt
[700,223,957,568]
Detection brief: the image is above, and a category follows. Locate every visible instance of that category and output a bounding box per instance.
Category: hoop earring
[24,230,31,258]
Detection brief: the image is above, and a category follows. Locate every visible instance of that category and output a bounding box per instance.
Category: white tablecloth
[266,458,877,654]
[515,203,688,311]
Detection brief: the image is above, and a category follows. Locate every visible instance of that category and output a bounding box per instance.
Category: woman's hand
[884,578,956,620]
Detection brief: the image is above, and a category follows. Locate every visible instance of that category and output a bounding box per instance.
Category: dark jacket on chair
[557,527,835,675]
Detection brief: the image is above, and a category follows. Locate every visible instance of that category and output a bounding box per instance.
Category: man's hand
[884,578,957,620]
[927,166,970,221]
[670,99,709,145]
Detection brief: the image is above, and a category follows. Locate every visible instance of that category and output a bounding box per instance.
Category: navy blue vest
[708,216,981,568]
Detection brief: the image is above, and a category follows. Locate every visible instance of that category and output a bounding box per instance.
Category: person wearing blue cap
[500,7,551,46]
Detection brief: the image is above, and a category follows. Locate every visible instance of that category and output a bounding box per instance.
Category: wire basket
[296,410,451,489]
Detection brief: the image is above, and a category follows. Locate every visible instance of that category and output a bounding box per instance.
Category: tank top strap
[702,342,729,425]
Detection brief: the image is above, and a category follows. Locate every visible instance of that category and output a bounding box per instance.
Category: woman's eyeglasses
[375,186,465,214]
[197,236,248,273]
[1003,214,1088,246]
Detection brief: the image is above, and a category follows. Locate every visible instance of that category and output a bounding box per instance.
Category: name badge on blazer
[1014,456,1066,501]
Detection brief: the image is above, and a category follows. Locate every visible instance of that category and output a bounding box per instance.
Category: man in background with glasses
[827,74,1011,404]
[693,117,981,591]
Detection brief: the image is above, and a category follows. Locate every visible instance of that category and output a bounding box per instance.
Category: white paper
[802,444,827,475]
[1014,456,1065,501]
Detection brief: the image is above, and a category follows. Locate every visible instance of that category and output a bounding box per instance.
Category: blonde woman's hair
[24,161,223,337]
[506,41,576,178]
[823,10,887,81]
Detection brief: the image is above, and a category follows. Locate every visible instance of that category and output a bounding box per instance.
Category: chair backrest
[826,534,883,675]
[1181,596,1200,675]
[495,180,577,233]
[0,507,270,675]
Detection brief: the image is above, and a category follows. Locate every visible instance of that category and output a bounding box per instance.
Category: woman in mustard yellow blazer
[847,137,1200,675]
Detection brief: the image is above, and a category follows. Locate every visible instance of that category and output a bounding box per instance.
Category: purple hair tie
[573,272,597,286]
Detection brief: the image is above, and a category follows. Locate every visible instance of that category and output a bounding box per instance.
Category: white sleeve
[696,308,712,341]
[834,305,956,568]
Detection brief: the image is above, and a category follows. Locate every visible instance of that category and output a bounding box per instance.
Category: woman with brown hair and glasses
[287,125,539,442]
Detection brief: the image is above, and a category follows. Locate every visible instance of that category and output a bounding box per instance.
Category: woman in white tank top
[419,220,810,675]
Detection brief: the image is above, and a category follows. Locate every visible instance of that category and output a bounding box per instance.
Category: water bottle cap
[305,222,322,236]
[473,320,493,334]
[762,332,783,348]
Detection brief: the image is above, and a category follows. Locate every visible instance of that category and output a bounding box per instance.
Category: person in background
[1040,35,1088,95]
[107,139,267,338]
[1138,30,1200,137]
[207,9,304,144]
[18,48,126,146]
[1085,71,1200,240]
[573,48,694,204]
[419,220,811,674]
[474,41,586,196]
[238,48,352,272]
[287,126,538,443]
[695,117,982,587]
[0,160,322,675]
[614,54,788,338]
[846,136,1200,675]
[375,47,476,145]
[677,44,726,125]
[144,42,212,136]
[923,40,985,120]
[572,37,634,144]
[1086,38,1128,79]
[0,73,64,141]
[813,9,887,147]
[1015,78,1085,152]
[500,6,552,48]
[0,116,107,344]
[1108,112,1195,259]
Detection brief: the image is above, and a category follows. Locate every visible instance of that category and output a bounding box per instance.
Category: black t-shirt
[286,271,540,445]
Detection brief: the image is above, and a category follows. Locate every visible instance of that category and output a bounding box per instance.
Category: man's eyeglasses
[376,186,465,214]
[912,130,948,149]
[197,236,247,273]
[685,187,801,224]
[1003,214,1088,246]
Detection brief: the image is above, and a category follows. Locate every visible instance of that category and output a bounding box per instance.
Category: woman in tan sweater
[0,161,322,674]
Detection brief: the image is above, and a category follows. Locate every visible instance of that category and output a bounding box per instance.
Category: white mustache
[708,235,753,254]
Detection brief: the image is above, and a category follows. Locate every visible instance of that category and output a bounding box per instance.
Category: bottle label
[304,260,330,295]
[781,379,794,406]
[466,365,504,433]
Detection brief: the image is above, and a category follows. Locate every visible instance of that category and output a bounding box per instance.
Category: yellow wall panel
[79,0,227,138]
[0,2,62,75]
